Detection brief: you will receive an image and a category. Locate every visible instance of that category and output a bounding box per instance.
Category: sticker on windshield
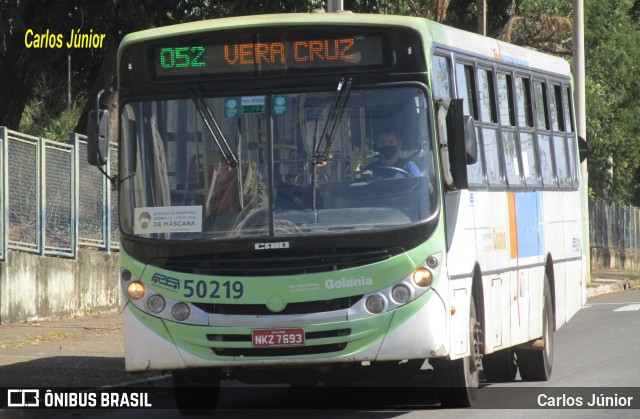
[225,98,239,118]
[241,96,266,114]
[134,206,202,235]
[273,96,288,115]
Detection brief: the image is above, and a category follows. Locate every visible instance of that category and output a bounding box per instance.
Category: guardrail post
[0,127,7,261]
[38,136,45,256]
[104,142,111,253]
[70,132,79,259]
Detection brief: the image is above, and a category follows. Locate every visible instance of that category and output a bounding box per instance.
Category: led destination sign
[154,33,385,77]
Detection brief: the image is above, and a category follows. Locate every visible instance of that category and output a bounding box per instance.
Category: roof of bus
[119,12,571,77]
[118,13,427,47]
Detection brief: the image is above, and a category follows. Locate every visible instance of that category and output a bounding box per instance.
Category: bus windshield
[119,85,437,240]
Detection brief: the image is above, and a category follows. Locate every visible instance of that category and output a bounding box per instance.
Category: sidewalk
[0,273,637,390]
[0,310,160,388]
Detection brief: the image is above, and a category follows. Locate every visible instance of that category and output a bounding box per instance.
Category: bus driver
[362,127,421,179]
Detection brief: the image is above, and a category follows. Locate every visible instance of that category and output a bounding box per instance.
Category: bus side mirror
[445,98,478,190]
[87,109,109,166]
[463,115,478,165]
[578,136,588,162]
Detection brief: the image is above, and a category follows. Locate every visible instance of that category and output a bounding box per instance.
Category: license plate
[252,328,305,347]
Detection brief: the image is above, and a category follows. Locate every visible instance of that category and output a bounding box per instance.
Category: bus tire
[517,278,554,381]
[433,298,480,407]
[172,367,222,414]
[482,348,517,382]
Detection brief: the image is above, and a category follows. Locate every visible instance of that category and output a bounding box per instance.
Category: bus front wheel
[172,367,222,414]
[432,298,480,407]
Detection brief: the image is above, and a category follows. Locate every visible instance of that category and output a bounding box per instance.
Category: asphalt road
[7,290,640,418]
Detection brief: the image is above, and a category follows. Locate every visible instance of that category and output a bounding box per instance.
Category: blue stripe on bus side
[514,192,544,258]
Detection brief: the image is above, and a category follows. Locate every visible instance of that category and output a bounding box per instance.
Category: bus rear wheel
[433,299,480,407]
[172,367,222,414]
[517,278,554,381]
[482,348,517,382]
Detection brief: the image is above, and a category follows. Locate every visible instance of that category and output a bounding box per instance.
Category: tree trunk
[489,0,518,36]
[73,43,119,137]
[435,0,452,22]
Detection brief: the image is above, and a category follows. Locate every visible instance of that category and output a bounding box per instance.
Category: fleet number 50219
[183,279,244,299]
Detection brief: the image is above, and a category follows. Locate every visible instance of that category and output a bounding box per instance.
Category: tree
[582,0,640,204]
[0,1,235,134]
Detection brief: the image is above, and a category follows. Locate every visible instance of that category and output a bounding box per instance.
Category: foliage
[20,101,86,143]
[19,74,86,142]
[582,0,640,204]
[500,14,572,54]
[518,0,573,16]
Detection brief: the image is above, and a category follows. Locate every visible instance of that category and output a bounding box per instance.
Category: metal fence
[0,127,118,261]
[1,126,637,270]
[589,197,640,271]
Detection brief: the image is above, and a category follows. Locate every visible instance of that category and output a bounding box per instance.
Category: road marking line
[613,304,640,312]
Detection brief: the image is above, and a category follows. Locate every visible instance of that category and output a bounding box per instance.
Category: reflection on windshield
[119,86,437,240]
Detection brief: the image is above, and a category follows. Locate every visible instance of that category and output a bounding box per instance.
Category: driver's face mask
[378,145,399,159]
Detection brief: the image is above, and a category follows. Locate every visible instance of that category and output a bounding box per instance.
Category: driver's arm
[406,161,421,177]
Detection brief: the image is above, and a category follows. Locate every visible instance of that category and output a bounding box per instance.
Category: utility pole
[327,0,343,13]
[477,0,487,36]
[573,0,590,291]
[68,53,71,112]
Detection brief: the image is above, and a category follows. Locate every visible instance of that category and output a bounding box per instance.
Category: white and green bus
[88,11,587,409]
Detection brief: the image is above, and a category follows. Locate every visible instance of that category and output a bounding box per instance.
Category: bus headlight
[365,294,385,314]
[412,267,433,287]
[146,294,166,314]
[127,281,145,300]
[392,285,411,304]
[172,303,190,321]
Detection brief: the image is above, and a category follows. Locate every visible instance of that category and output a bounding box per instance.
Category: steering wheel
[373,165,412,178]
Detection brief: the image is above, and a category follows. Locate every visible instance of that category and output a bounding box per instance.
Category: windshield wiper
[235,119,244,210]
[310,78,351,211]
[312,77,352,166]
[189,86,238,167]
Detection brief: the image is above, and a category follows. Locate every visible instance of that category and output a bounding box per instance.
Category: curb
[586,279,638,300]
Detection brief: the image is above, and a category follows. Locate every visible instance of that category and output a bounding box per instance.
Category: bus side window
[432,55,451,100]
[515,76,539,188]
[563,85,578,187]
[497,73,522,188]
[549,84,562,132]
[563,86,575,134]
[477,68,497,124]
[534,80,555,187]
[533,81,549,130]
[550,84,570,188]
[455,63,478,119]
[455,62,483,185]
[478,68,502,186]
[553,134,570,188]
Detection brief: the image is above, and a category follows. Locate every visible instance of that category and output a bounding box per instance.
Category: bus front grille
[194,295,362,315]
[155,247,401,276]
